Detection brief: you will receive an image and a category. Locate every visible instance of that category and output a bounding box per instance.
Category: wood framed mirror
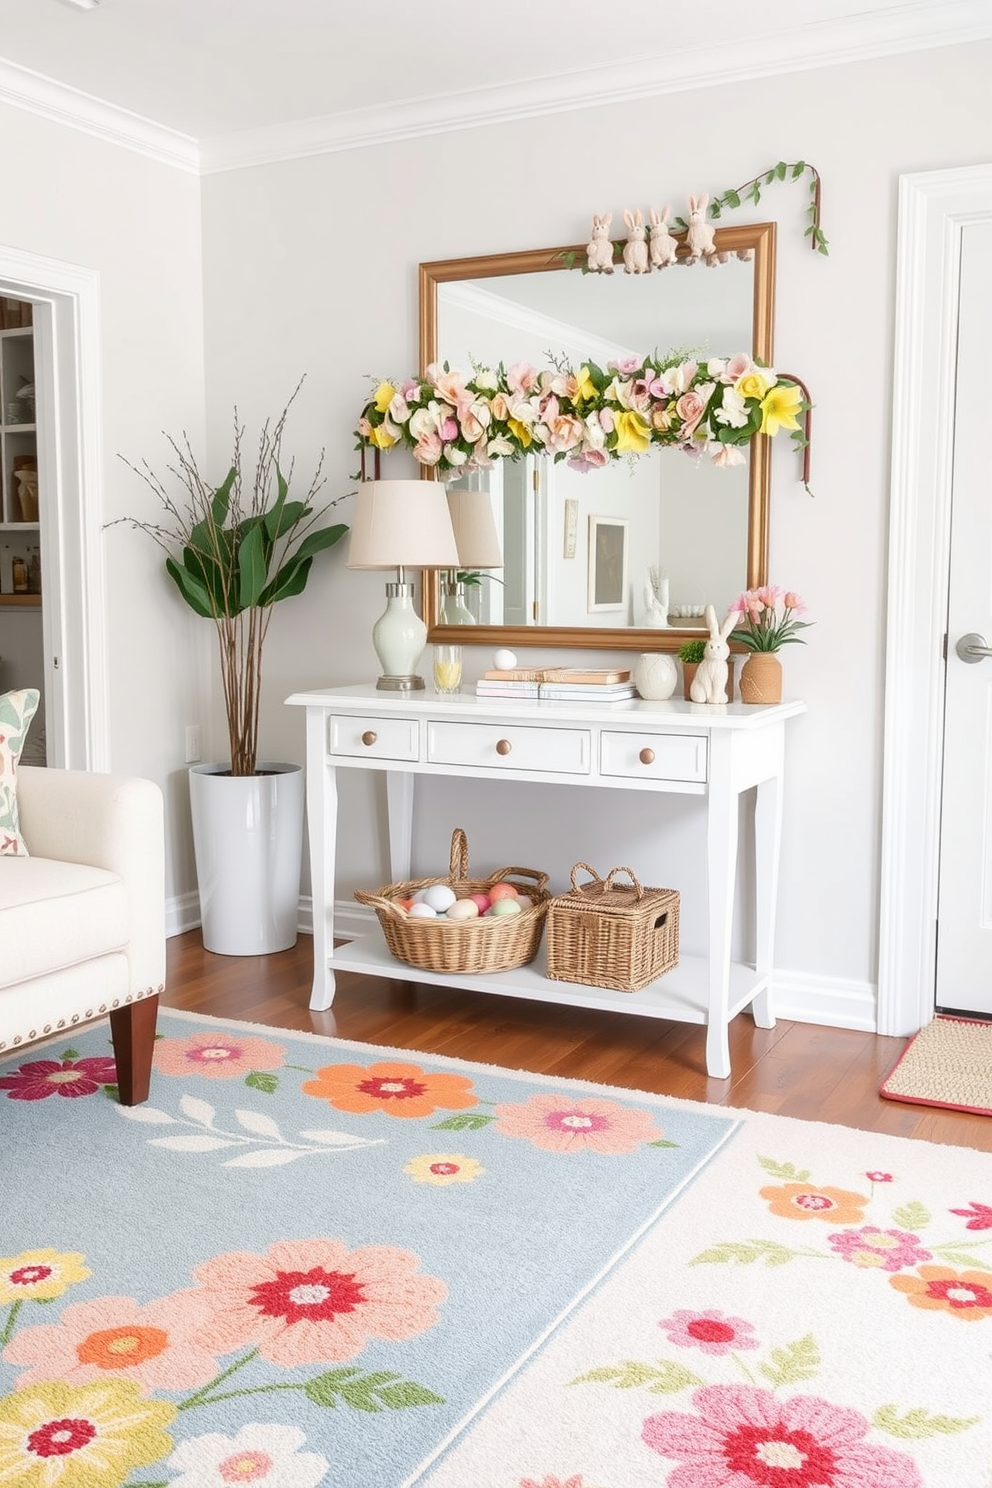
[420,219,776,651]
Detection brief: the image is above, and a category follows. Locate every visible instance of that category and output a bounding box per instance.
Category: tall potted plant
[117,380,348,954]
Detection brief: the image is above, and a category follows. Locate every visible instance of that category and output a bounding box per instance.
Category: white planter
[633,652,678,700]
[189,762,305,956]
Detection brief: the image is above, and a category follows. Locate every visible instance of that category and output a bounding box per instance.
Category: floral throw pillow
[0,688,41,856]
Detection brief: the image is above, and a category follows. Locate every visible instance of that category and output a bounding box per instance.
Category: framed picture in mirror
[588,516,628,613]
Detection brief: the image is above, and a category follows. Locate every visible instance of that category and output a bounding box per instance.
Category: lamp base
[376,674,426,692]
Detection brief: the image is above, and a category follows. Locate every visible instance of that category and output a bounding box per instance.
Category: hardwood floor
[163,931,992,1153]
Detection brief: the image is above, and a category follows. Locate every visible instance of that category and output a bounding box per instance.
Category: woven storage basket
[354,828,551,975]
[545,863,679,992]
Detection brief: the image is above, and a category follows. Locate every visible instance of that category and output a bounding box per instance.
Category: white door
[936,219,992,1012]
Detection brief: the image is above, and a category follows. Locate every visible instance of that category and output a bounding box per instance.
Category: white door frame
[877,162,992,1036]
[0,247,107,769]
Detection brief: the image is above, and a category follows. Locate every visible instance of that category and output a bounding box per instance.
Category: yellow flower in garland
[760,381,804,438]
[507,417,533,448]
[0,1378,175,1487]
[574,365,598,404]
[368,423,398,450]
[372,381,396,414]
[613,410,651,453]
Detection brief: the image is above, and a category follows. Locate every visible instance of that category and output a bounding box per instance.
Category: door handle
[956,632,992,663]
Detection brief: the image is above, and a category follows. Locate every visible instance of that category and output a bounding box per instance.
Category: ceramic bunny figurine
[685,194,719,266]
[648,206,678,269]
[585,212,614,273]
[622,209,649,274]
[689,604,736,704]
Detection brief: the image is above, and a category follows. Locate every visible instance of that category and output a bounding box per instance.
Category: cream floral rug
[2,1009,991,1487]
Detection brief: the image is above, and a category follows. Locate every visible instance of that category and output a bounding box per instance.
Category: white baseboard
[168,895,880,1033]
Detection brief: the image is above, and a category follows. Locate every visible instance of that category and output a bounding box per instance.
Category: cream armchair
[0,767,165,1104]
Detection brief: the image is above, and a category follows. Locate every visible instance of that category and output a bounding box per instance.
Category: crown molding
[0,57,199,173]
[1,1,989,177]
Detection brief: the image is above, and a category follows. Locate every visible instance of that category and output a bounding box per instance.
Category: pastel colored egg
[514,895,532,910]
[488,882,519,903]
[394,898,415,912]
[493,648,517,670]
[422,884,457,912]
[411,888,430,903]
[408,902,437,918]
[446,899,479,919]
[469,893,491,912]
[487,897,522,917]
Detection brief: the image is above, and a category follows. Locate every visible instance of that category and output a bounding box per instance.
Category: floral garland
[356,353,808,480]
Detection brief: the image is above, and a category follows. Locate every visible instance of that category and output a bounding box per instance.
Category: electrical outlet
[185,725,201,764]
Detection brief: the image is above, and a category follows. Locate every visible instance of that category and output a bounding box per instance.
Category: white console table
[286,685,805,1079]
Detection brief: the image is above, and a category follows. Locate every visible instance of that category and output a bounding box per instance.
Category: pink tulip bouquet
[728,586,813,651]
[357,353,807,480]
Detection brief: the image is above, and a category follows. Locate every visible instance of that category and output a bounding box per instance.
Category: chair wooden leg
[109,994,159,1105]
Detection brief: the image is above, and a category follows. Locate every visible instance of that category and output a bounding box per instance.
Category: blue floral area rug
[1,1010,991,1487]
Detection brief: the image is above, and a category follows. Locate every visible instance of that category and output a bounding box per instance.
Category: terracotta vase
[739,651,783,705]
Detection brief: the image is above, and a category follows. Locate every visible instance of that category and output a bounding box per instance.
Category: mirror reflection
[421,222,775,651]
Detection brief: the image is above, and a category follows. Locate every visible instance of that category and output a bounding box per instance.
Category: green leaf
[774,160,788,180]
[570,1360,702,1393]
[166,555,215,618]
[931,1248,992,1272]
[758,1333,820,1387]
[236,520,269,608]
[430,1113,493,1130]
[724,189,741,208]
[60,1047,81,1061]
[691,1240,800,1267]
[246,1071,278,1093]
[758,1157,812,1182]
[258,555,313,607]
[210,467,236,527]
[748,183,762,203]
[375,1381,446,1409]
[649,1139,679,1149]
[264,499,309,542]
[292,522,349,563]
[103,1084,120,1101]
[792,160,807,178]
[874,1405,980,1440]
[893,1201,930,1231]
[303,1366,443,1412]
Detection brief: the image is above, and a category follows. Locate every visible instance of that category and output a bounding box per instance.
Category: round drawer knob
[495,738,512,756]
[361,731,377,747]
[639,747,655,765]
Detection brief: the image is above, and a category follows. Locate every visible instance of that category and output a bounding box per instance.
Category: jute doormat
[880,1013,992,1115]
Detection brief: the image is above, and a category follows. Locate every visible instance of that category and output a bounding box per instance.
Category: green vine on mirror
[683,160,828,254]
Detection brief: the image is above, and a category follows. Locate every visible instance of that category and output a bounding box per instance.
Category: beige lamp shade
[446,489,504,569]
[347,480,459,571]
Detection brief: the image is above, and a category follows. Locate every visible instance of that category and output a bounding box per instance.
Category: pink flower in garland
[494,1093,663,1154]
[0,1055,117,1100]
[659,1309,759,1356]
[827,1226,932,1272]
[152,1032,286,1080]
[642,1383,922,1487]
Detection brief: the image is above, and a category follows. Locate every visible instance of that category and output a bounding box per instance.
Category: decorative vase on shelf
[633,652,678,701]
[739,651,783,705]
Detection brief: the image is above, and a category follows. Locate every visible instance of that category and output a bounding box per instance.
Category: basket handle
[486,864,550,895]
[569,862,643,900]
[448,828,470,881]
[354,888,409,920]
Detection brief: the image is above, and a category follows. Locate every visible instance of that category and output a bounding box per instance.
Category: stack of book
[475,667,637,702]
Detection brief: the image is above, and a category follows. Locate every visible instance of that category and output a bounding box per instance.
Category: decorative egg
[469,893,491,913]
[487,897,522,917]
[514,895,532,910]
[422,884,457,912]
[488,882,519,903]
[411,888,430,903]
[493,648,517,670]
[446,898,479,919]
[395,898,415,912]
[408,902,437,918]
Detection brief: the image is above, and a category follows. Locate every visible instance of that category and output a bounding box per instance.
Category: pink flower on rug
[760,1183,868,1225]
[166,1422,327,1488]
[866,1171,894,1183]
[152,1032,286,1080]
[3,1290,220,1390]
[188,1238,447,1366]
[494,1093,663,1153]
[642,1383,923,1486]
[827,1226,932,1272]
[950,1201,992,1230]
[520,1477,593,1488]
[659,1309,759,1355]
[0,1055,117,1100]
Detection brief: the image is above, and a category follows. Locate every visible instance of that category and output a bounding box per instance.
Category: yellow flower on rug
[0,1377,175,1488]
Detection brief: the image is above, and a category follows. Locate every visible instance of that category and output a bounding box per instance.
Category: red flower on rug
[0,1056,117,1100]
[642,1383,922,1486]
[187,1238,448,1366]
[3,1290,220,1391]
[152,1033,287,1080]
[889,1264,992,1320]
[759,1183,868,1225]
[301,1061,477,1119]
[949,1201,992,1230]
[494,1094,663,1153]
[658,1309,759,1356]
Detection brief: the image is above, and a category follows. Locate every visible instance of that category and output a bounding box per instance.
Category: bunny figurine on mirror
[648,206,678,268]
[622,209,649,274]
[585,212,614,273]
[685,193,726,267]
[690,604,736,704]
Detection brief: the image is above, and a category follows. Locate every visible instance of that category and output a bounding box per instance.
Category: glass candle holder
[433,644,463,695]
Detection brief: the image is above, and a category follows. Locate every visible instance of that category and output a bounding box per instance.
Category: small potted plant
[678,638,707,701]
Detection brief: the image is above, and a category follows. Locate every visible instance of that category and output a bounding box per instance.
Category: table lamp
[347,480,460,690]
[441,488,504,625]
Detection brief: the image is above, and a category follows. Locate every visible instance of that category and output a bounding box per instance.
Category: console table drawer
[600,730,707,783]
[427,721,591,775]
[328,715,420,762]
